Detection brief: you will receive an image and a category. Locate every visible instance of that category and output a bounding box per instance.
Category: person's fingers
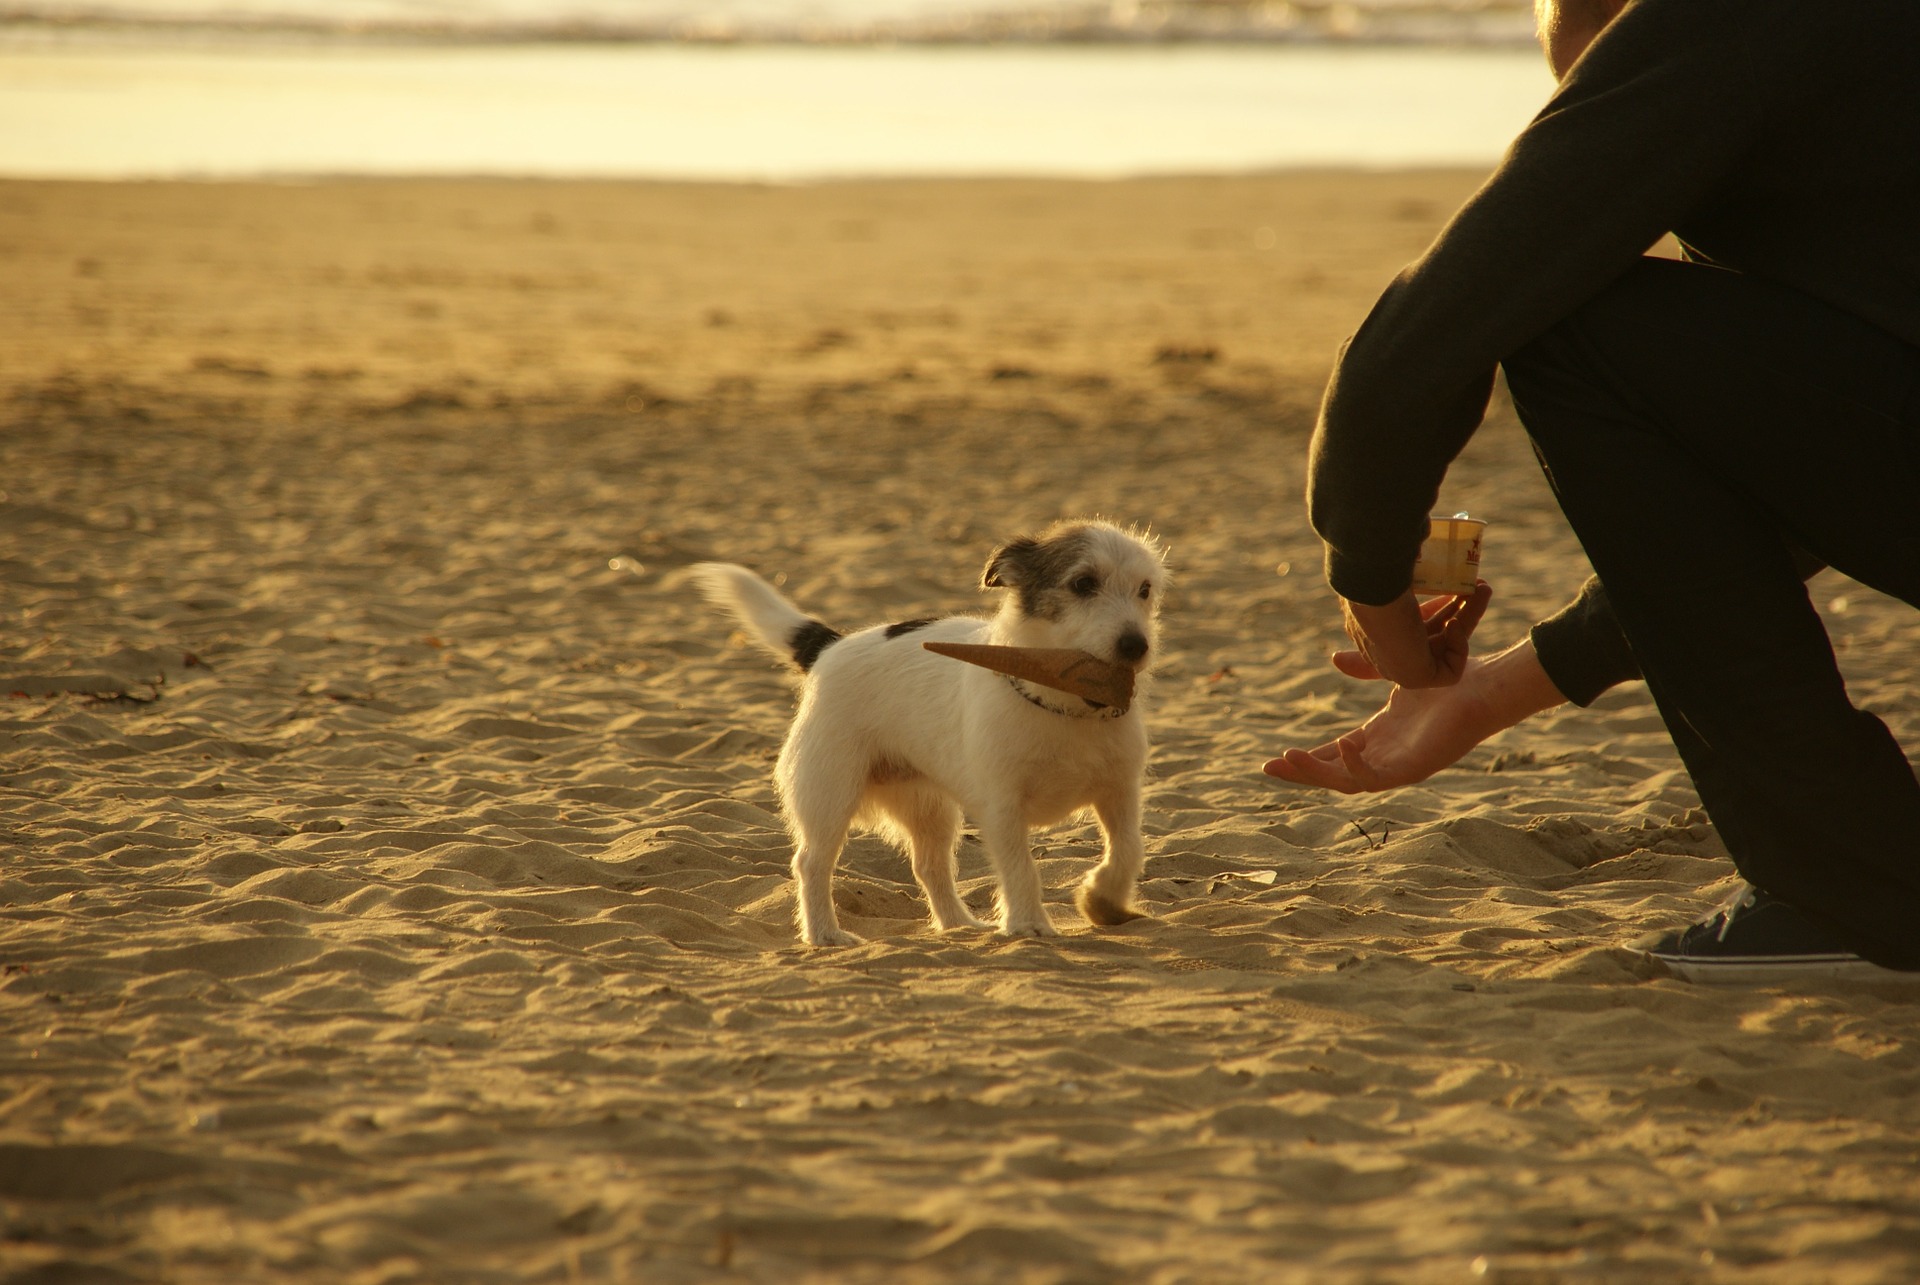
[1263,751,1318,782]
[1442,581,1493,640]
[1334,733,1379,791]
[1330,649,1383,680]
[1396,582,1492,686]
[1421,593,1463,627]
[1261,746,1319,779]
[1426,582,1493,681]
[1421,582,1491,635]
[1264,745,1361,792]
[1341,616,1373,664]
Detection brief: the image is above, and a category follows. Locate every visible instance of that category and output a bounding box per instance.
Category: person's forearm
[1462,636,1568,740]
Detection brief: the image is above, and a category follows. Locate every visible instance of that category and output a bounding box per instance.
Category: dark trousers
[1503,257,1920,970]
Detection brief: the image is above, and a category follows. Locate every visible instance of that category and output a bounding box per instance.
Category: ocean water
[9,0,1003,27]
[0,40,1554,180]
[5,0,1536,43]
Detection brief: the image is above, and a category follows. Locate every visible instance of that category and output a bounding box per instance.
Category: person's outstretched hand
[1263,592,1570,793]
[1263,659,1503,793]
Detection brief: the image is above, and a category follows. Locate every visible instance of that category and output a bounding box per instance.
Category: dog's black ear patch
[982,537,1039,589]
[788,619,843,672]
[983,527,1096,618]
[884,618,936,639]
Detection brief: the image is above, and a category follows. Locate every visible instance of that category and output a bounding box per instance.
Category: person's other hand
[1339,581,1491,689]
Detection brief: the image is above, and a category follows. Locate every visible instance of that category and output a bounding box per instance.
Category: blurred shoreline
[4,2,1537,49]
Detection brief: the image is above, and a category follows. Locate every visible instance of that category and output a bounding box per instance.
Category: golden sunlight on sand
[2,175,1916,1281]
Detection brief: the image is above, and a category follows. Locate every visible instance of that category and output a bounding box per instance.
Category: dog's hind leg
[890,789,987,932]
[787,823,861,947]
[1077,791,1150,926]
[779,753,866,948]
[978,804,1058,938]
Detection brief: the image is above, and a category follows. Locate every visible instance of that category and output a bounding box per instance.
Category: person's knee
[1502,324,1580,420]
[1501,318,1604,454]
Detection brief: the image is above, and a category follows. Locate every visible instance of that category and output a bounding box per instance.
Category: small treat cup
[1410,514,1486,596]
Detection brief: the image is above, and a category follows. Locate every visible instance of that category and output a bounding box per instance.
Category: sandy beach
[3,174,1918,1282]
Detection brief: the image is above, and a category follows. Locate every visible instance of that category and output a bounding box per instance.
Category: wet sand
[2,175,1918,1282]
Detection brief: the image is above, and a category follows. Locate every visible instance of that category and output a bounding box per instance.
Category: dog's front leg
[979,806,1057,937]
[1077,791,1150,926]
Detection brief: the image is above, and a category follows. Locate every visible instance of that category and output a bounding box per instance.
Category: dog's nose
[1115,631,1149,664]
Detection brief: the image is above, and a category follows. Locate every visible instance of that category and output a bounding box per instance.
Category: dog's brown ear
[982,537,1038,589]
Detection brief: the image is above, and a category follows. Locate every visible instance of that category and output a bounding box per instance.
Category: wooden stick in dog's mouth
[922,641,1135,713]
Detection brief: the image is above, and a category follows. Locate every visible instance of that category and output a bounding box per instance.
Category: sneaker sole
[1651,953,1896,984]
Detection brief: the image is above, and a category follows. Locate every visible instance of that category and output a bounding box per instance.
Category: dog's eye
[1137,582,1152,600]
[1070,575,1100,597]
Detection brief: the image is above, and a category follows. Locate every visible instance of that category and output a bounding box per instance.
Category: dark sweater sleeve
[1307,0,1772,605]
[1529,576,1641,708]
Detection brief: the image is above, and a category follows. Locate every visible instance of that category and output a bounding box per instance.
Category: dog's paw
[802,928,866,948]
[1076,884,1150,927]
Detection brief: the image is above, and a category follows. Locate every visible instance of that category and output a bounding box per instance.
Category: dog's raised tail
[690,563,843,672]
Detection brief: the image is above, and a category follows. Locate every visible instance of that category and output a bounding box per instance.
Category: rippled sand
[3,176,1917,1282]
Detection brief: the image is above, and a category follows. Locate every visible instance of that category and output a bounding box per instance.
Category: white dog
[692,519,1167,946]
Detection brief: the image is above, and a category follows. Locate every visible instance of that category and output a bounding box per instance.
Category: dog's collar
[1002,674,1126,720]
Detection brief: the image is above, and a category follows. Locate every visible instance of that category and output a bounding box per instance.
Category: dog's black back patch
[788,619,843,672]
[884,618,936,639]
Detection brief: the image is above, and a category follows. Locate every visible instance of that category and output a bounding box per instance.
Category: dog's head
[981,519,1168,669]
